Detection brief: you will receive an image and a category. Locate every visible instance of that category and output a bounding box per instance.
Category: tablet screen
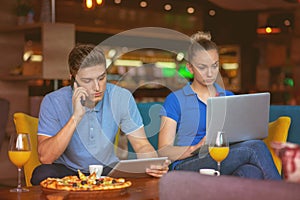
[108,157,168,178]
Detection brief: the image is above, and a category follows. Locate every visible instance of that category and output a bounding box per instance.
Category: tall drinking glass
[208,131,229,174]
[8,133,31,192]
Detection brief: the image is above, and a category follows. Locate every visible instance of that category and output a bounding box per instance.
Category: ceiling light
[96,0,104,5]
[83,0,105,10]
[140,1,147,8]
[176,52,184,62]
[30,55,43,62]
[23,51,43,62]
[164,4,172,11]
[114,59,143,67]
[23,51,33,61]
[84,0,95,9]
[187,7,195,14]
[222,63,239,70]
[284,19,291,26]
[209,9,216,16]
[155,62,176,69]
[108,49,117,58]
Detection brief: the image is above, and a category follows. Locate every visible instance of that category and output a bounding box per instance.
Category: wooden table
[0,177,160,200]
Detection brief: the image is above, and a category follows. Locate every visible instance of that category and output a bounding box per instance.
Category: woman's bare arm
[158,116,205,161]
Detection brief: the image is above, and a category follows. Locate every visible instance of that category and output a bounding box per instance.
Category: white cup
[199,168,220,176]
[89,165,103,178]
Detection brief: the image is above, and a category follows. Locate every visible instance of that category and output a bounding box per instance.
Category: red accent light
[256,27,281,34]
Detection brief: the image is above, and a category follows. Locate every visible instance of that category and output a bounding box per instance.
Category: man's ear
[70,75,76,89]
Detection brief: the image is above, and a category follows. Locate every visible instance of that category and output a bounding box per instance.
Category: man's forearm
[38,116,77,164]
[135,144,158,159]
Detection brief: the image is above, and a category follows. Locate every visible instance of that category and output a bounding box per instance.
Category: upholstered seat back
[264,116,291,174]
[160,171,300,200]
[13,112,41,187]
[127,102,163,159]
[270,105,300,145]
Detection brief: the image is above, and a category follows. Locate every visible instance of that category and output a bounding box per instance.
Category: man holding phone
[31,44,170,185]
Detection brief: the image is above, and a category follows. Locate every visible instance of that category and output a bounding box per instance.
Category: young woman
[158,31,281,180]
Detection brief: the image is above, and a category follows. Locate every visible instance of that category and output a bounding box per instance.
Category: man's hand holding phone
[72,81,88,122]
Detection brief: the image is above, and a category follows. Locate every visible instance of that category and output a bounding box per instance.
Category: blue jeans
[173,140,281,180]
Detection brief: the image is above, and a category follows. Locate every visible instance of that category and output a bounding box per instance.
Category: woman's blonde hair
[187,31,218,62]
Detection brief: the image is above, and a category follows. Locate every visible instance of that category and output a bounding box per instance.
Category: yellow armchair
[264,116,291,174]
[13,112,41,187]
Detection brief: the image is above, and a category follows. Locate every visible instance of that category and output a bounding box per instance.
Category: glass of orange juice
[8,133,31,192]
[208,131,229,174]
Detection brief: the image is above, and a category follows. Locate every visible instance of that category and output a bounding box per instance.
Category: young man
[31,44,169,185]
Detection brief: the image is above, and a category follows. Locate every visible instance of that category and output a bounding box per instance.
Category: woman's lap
[173,140,281,180]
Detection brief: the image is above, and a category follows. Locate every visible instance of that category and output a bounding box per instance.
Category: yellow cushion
[114,128,121,153]
[13,113,41,187]
[263,116,291,174]
[114,128,128,160]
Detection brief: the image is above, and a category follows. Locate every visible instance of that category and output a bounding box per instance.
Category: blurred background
[0,0,300,147]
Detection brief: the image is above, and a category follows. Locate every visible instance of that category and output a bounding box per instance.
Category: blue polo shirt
[160,83,234,168]
[38,83,143,173]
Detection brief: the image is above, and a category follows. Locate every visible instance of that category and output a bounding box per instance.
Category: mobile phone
[80,96,86,106]
[71,76,86,106]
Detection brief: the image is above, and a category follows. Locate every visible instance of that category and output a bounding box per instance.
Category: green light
[284,78,294,87]
[178,65,193,79]
[162,68,176,77]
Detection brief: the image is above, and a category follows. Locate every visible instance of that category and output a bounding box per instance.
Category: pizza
[40,169,132,191]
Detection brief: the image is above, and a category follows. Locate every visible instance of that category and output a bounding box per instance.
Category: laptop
[206,92,270,144]
[108,157,168,178]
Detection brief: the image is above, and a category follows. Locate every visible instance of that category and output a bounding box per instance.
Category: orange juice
[8,151,31,167]
[209,147,229,162]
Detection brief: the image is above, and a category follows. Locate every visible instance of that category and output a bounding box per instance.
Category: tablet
[108,157,168,178]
